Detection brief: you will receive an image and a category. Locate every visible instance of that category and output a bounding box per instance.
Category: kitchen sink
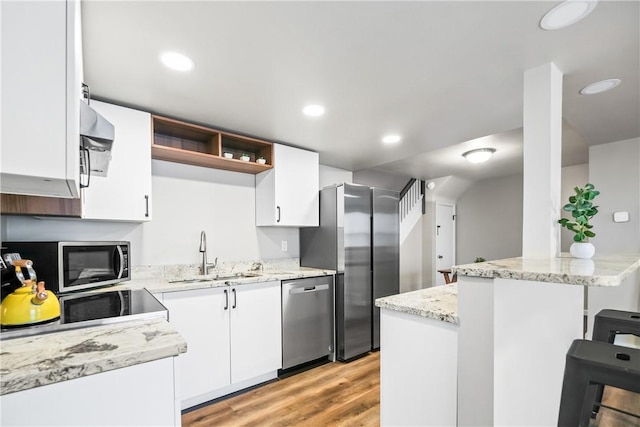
[168,272,261,284]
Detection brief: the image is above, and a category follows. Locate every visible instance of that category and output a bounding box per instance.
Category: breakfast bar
[377,254,639,427]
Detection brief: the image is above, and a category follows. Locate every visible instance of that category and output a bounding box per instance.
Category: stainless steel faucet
[199,231,217,275]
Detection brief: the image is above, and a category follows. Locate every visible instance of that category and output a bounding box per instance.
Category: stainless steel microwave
[1,241,130,294]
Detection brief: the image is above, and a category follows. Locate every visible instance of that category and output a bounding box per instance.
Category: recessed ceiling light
[462,148,496,164]
[579,78,621,95]
[303,105,325,117]
[382,134,401,144]
[160,51,194,72]
[540,0,598,30]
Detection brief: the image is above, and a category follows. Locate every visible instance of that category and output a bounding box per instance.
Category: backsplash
[132,258,301,281]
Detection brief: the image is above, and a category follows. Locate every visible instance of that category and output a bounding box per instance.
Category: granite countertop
[125,266,335,294]
[452,253,640,287]
[375,284,459,325]
[0,318,186,395]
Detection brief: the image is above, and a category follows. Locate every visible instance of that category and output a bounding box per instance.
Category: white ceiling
[82,1,640,182]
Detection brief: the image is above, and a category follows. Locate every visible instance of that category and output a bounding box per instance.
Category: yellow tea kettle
[0,260,60,326]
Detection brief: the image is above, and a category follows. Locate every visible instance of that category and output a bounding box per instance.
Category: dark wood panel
[1,193,81,217]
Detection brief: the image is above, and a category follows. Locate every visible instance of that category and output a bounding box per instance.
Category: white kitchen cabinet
[162,287,231,403]
[256,144,319,226]
[230,281,283,383]
[1,357,179,427]
[82,101,153,221]
[161,281,282,409]
[1,0,82,198]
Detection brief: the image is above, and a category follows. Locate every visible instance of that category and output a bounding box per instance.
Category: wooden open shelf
[151,115,273,174]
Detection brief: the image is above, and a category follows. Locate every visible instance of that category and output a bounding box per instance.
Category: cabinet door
[82,101,152,221]
[256,144,319,227]
[230,281,282,383]
[162,288,231,402]
[1,0,81,198]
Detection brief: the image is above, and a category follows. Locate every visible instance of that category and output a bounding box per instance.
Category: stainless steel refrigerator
[300,183,399,361]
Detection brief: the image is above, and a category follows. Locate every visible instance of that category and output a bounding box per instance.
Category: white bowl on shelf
[223,152,233,159]
[256,158,266,165]
[240,155,250,162]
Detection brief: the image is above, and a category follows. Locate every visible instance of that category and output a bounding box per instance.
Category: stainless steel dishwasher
[281,275,334,370]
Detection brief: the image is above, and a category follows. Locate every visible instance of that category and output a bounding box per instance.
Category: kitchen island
[453,253,640,426]
[0,317,186,426]
[376,284,458,426]
[377,254,639,427]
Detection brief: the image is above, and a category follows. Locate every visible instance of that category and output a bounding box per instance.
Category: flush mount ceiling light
[302,105,325,117]
[462,148,496,164]
[160,51,194,72]
[540,0,598,30]
[426,181,436,190]
[579,78,621,95]
[382,134,402,144]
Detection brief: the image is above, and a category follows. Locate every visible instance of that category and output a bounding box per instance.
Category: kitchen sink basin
[168,272,261,284]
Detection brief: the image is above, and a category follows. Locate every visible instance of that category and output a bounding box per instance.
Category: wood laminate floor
[183,351,639,427]
[183,352,379,427]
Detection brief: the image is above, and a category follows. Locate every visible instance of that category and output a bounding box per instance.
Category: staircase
[399,179,424,244]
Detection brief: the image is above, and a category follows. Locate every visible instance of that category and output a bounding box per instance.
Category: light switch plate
[613,212,629,223]
[281,240,288,251]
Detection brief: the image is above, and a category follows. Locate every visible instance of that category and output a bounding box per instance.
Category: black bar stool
[558,339,640,426]
[591,309,640,417]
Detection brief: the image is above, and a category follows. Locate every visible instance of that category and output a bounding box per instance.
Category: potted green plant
[558,183,600,259]
[240,153,251,162]
[474,257,486,263]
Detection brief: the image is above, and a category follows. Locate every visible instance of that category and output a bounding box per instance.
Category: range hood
[80,100,115,178]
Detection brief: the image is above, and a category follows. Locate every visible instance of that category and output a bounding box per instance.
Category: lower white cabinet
[161,281,282,408]
[1,357,180,427]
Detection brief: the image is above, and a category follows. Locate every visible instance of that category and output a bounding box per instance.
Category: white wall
[319,165,352,189]
[560,164,589,252]
[586,137,640,338]
[2,162,352,266]
[352,169,409,192]
[455,165,590,264]
[456,174,524,264]
[400,218,423,293]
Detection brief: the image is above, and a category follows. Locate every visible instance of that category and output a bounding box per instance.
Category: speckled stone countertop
[375,285,459,325]
[0,318,186,395]
[452,253,640,287]
[125,266,335,294]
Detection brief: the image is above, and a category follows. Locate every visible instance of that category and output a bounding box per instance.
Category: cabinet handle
[144,195,149,218]
[224,289,229,310]
[232,288,237,309]
[277,206,281,223]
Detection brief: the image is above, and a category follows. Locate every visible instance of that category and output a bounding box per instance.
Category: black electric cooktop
[0,288,167,340]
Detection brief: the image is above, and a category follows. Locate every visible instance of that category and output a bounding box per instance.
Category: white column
[522,62,563,258]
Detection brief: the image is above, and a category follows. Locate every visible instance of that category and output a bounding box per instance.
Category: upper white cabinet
[1,0,82,198]
[82,101,153,221]
[255,144,319,226]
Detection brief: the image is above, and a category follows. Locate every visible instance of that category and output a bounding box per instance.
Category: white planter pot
[570,242,595,259]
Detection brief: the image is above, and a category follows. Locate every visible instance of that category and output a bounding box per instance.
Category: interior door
[435,203,456,285]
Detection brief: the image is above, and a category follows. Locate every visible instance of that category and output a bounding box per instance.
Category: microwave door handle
[115,246,124,279]
[118,291,125,316]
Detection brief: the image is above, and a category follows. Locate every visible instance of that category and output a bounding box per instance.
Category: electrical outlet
[281,241,288,252]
